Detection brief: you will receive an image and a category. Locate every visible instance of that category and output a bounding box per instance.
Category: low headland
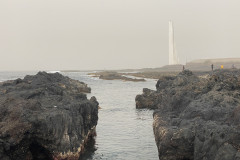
[136,69,240,160]
[0,72,99,160]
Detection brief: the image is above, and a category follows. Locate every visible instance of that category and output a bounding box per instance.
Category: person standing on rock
[182,65,185,71]
[211,64,214,71]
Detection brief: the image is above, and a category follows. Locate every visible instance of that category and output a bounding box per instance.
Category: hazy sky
[1,0,240,71]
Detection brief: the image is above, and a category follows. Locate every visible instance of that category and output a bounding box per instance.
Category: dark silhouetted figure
[182,65,185,71]
[211,64,213,71]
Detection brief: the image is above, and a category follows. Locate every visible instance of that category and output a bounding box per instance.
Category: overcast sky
[0,0,240,71]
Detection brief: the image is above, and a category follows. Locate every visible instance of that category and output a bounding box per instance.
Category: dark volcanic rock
[90,71,146,82]
[136,88,161,109]
[0,72,98,160]
[136,69,240,160]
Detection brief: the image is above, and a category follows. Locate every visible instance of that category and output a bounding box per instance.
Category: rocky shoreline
[88,70,214,81]
[88,71,146,82]
[0,72,99,160]
[136,69,240,160]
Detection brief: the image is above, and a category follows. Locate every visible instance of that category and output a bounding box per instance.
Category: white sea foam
[47,71,61,73]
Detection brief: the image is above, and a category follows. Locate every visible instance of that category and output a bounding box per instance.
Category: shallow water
[0,71,159,160]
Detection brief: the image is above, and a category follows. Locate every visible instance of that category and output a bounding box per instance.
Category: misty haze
[1,0,240,71]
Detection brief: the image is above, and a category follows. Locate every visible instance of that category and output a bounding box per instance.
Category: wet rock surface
[0,72,98,160]
[136,69,240,160]
[89,71,145,82]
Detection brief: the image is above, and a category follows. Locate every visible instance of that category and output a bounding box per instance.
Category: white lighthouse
[169,21,179,65]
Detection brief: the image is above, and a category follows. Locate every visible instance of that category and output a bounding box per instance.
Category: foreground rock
[0,72,98,160]
[136,69,240,160]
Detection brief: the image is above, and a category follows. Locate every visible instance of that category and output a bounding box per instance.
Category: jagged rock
[0,72,98,160]
[136,69,240,160]
[136,88,161,109]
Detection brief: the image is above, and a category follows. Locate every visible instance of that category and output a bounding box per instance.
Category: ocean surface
[0,71,159,160]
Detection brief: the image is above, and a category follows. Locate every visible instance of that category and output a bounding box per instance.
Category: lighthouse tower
[169,21,179,65]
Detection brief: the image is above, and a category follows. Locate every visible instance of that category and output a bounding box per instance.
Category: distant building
[169,21,179,65]
[186,58,240,71]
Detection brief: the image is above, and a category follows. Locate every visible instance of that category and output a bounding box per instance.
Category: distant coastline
[60,58,240,81]
[61,57,240,74]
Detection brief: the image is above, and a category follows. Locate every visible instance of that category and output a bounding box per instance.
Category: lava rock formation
[0,72,98,160]
[136,69,240,160]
